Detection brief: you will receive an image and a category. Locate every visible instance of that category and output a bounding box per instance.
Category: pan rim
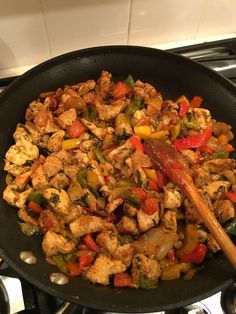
[0,45,236,313]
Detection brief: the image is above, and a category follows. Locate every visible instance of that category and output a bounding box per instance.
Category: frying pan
[0,45,235,313]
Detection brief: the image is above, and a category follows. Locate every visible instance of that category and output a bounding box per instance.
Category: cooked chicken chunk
[117,216,139,235]
[60,89,86,110]
[43,156,63,177]
[42,231,75,257]
[184,198,202,224]
[3,185,33,208]
[13,171,31,190]
[85,254,126,285]
[18,207,38,225]
[97,70,112,98]
[202,159,236,174]
[162,210,177,232]
[81,118,113,140]
[39,210,60,233]
[5,141,39,166]
[132,253,161,287]
[192,108,211,129]
[95,98,128,121]
[31,165,49,189]
[207,234,220,253]
[203,181,230,201]
[137,209,160,232]
[4,161,30,177]
[163,183,183,209]
[69,215,114,238]
[50,172,70,190]
[77,80,96,96]
[47,130,65,152]
[214,199,235,224]
[106,198,123,213]
[106,139,134,169]
[57,108,77,129]
[42,188,71,215]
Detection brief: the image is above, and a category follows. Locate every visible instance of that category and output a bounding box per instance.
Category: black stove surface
[1,38,236,314]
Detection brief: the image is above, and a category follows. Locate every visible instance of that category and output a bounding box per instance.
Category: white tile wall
[128,0,206,46]
[40,0,130,57]
[0,0,236,77]
[0,0,50,71]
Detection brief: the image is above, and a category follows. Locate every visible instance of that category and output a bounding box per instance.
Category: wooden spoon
[144,138,236,269]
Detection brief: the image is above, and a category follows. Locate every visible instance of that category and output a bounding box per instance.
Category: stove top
[1,38,236,314]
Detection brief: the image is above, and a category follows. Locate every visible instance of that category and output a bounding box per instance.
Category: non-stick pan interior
[0,46,235,313]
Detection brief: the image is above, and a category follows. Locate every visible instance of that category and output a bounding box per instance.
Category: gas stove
[0,38,236,314]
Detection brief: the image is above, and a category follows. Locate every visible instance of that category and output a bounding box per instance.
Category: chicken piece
[117,216,139,235]
[66,180,84,202]
[193,167,210,187]
[50,172,69,190]
[184,198,202,224]
[207,234,220,253]
[162,210,177,232]
[4,161,30,177]
[83,91,96,104]
[97,70,112,98]
[106,139,134,169]
[123,203,138,217]
[131,150,152,169]
[13,124,34,143]
[192,108,211,129]
[56,149,72,165]
[134,167,148,188]
[197,228,208,243]
[95,97,128,121]
[3,185,33,208]
[77,80,96,96]
[42,156,63,177]
[47,130,65,153]
[137,209,160,232]
[60,89,86,110]
[203,181,230,201]
[13,171,31,190]
[34,111,60,134]
[31,165,49,189]
[131,254,161,287]
[80,118,113,140]
[57,108,77,129]
[5,141,39,166]
[90,160,106,186]
[181,149,199,165]
[163,183,183,209]
[79,139,97,153]
[106,198,123,213]
[25,100,45,121]
[69,215,114,238]
[213,122,233,140]
[223,170,236,185]
[96,230,119,256]
[42,231,75,257]
[214,199,235,224]
[85,254,126,285]
[39,210,60,233]
[113,243,134,267]
[84,189,97,212]
[202,159,236,174]
[18,207,38,225]
[63,164,78,180]
[42,188,71,215]
[134,80,158,101]
[72,149,90,168]
[61,204,84,224]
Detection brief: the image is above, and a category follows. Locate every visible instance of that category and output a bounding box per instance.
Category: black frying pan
[0,46,235,313]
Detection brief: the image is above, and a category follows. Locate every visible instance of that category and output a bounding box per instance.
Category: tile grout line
[126,0,132,45]
[193,0,208,40]
[39,0,53,57]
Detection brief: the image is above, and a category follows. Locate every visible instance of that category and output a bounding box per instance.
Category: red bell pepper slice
[225,192,236,203]
[84,234,99,252]
[173,125,213,150]
[79,253,94,270]
[67,120,86,138]
[190,96,203,108]
[112,81,131,99]
[181,243,207,264]
[143,198,159,215]
[225,144,235,153]
[148,179,160,192]
[179,100,189,117]
[130,135,144,153]
[114,272,132,287]
[132,187,147,201]
[67,261,81,277]
[28,201,43,214]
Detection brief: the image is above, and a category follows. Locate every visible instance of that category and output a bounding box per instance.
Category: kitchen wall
[0,0,236,77]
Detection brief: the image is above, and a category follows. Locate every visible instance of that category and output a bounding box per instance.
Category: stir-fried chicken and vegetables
[3,71,236,288]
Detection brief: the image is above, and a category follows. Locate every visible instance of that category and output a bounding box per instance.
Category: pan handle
[55,301,84,314]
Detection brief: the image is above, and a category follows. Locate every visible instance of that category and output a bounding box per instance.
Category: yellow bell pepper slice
[161,264,182,280]
[87,171,99,190]
[134,126,152,139]
[171,124,181,140]
[144,169,158,183]
[150,130,169,140]
[62,138,81,150]
[176,224,198,257]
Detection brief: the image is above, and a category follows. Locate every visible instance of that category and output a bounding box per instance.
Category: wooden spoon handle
[185,179,236,269]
